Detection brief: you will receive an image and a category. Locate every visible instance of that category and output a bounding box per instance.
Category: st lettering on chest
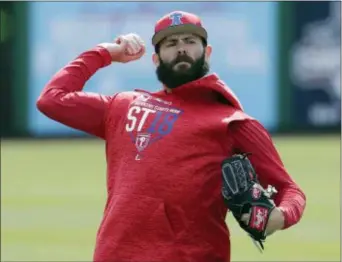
[125,96,183,160]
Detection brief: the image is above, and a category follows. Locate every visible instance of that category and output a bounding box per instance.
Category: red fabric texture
[37,47,306,262]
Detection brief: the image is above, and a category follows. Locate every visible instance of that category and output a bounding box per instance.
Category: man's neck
[164,86,173,93]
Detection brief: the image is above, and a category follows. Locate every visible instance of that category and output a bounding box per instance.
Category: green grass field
[1,135,340,261]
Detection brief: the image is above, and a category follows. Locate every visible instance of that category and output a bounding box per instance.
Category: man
[37,11,306,262]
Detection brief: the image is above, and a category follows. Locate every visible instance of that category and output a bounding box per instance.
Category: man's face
[153,33,212,89]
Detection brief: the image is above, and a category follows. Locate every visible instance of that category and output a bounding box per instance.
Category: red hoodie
[37,47,306,262]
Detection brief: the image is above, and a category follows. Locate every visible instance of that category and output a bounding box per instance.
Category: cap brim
[152,24,208,46]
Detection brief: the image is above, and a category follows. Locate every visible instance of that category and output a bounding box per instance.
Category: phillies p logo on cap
[152,11,208,46]
[170,12,183,26]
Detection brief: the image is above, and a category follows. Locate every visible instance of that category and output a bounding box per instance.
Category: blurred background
[1,1,340,261]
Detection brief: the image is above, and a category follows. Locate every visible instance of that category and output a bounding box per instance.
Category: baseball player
[37,11,306,262]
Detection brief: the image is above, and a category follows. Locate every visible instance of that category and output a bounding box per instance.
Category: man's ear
[152,53,160,66]
[204,45,212,62]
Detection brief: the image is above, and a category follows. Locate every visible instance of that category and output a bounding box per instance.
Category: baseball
[123,33,145,56]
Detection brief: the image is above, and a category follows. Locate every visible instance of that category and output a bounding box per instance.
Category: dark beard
[156,53,210,89]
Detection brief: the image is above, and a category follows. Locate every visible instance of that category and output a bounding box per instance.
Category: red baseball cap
[152,11,208,46]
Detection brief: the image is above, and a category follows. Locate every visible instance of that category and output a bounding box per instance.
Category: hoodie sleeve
[229,119,306,229]
[36,46,113,139]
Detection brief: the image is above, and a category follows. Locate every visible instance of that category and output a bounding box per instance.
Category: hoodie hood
[198,73,244,111]
[135,73,243,111]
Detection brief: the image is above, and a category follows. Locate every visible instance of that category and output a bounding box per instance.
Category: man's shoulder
[110,90,145,104]
[221,108,255,125]
[114,90,140,99]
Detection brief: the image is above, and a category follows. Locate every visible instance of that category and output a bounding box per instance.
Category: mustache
[156,52,209,89]
[171,55,195,66]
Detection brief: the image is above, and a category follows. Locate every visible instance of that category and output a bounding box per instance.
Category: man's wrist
[94,46,113,66]
[265,207,285,236]
[277,206,287,229]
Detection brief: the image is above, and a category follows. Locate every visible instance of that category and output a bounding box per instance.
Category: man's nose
[177,48,187,55]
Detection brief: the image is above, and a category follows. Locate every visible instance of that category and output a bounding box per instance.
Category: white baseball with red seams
[98,33,145,63]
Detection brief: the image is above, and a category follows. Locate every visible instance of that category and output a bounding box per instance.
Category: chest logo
[125,95,183,160]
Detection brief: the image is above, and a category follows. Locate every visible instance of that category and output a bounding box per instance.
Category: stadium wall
[1,2,340,138]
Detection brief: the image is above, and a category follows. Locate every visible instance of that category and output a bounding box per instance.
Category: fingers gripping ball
[99,33,146,63]
[116,33,145,56]
[221,153,277,250]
